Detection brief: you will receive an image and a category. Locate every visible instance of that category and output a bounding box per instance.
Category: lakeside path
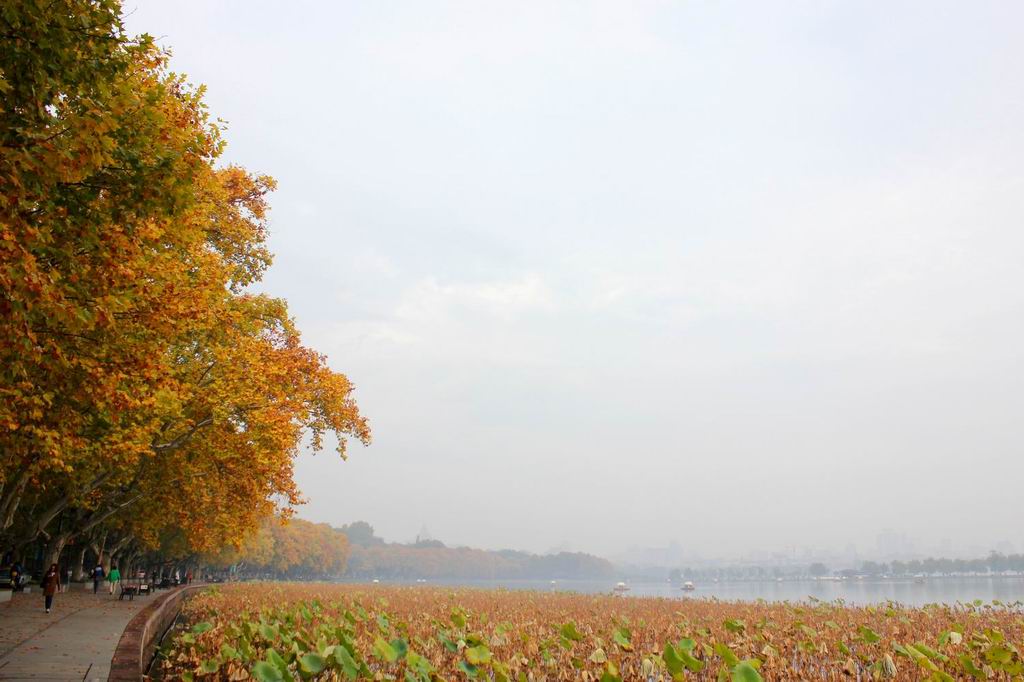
[0,588,146,681]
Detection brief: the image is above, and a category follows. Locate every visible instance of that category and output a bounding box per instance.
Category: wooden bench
[118,584,138,601]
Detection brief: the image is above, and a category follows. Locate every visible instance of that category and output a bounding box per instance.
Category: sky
[124,2,1024,560]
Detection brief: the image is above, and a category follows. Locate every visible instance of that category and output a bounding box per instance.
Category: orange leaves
[0,0,367,554]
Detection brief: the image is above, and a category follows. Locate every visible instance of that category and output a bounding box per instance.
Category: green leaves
[663,639,705,677]
[859,626,881,644]
[333,644,360,679]
[405,651,436,682]
[373,637,400,663]
[958,654,986,679]
[714,642,740,667]
[559,621,583,642]
[600,660,622,682]
[252,661,284,682]
[723,619,746,634]
[198,659,219,674]
[913,642,948,663]
[263,648,288,675]
[298,652,325,675]
[710,643,763,682]
[390,638,409,660]
[465,644,492,666]
[370,636,409,665]
[894,642,945,673]
[438,629,459,653]
[731,661,764,682]
[612,627,633,651]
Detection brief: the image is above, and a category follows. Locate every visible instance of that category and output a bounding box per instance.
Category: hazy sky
[124,2,1024,559]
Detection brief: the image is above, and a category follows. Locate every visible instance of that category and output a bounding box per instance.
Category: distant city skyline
[336,517,1019,568]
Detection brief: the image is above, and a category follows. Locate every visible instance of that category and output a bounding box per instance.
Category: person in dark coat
[41,564,60,613]
[92,563,104,594]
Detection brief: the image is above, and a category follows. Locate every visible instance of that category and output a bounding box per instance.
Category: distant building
[876,529,914,560]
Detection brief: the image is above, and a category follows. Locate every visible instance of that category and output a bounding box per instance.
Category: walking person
[107,564,120,595]
[92,563,104,594]
[42,563,59,613]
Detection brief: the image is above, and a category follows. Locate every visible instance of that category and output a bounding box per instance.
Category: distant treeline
[861,553,1024,576]
[200,519,613,582]
[668,552,1024,582]
[339,522,614,580]
[204,517,350,580]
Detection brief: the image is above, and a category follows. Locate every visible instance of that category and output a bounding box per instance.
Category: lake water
[380,577,1024,607]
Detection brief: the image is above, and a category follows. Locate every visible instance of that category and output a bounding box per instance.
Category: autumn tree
[0,0,369,565]
[203,516,350,579]
[339,520,383,546]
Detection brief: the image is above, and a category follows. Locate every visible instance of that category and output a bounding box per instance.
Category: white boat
[372,578,380,584]
[681,581,695,591]
[613,581,630,593]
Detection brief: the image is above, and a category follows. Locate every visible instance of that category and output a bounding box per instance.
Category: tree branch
[152,417,213,452]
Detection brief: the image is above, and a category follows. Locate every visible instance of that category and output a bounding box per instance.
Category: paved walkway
[0,586,147,681]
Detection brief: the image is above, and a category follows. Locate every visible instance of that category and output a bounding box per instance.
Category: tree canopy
[338,521,383,547]
[204,517,351,580]
[0,0,369,567]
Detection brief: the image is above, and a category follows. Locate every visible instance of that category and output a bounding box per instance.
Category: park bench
[118,584,138,601]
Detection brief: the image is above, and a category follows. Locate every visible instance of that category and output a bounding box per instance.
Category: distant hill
[338,522,614,580]
[345,543,615,580]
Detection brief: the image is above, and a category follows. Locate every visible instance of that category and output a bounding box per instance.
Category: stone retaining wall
[108,584,205,681]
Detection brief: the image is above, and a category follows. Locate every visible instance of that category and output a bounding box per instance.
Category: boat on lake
[681,581,696,591]
[613,582,630,593]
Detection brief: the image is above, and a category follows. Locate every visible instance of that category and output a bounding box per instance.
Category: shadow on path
[0,589,146,681]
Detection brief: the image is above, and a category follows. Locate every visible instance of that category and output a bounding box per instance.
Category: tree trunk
[0,469,31,533]
[106,535,133,575]
[42,534,68,570]
[123,550,138,578]
[90,531,107,571]
[72,544,88,581]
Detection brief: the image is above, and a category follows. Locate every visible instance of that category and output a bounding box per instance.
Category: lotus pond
[159,583,1024,680]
